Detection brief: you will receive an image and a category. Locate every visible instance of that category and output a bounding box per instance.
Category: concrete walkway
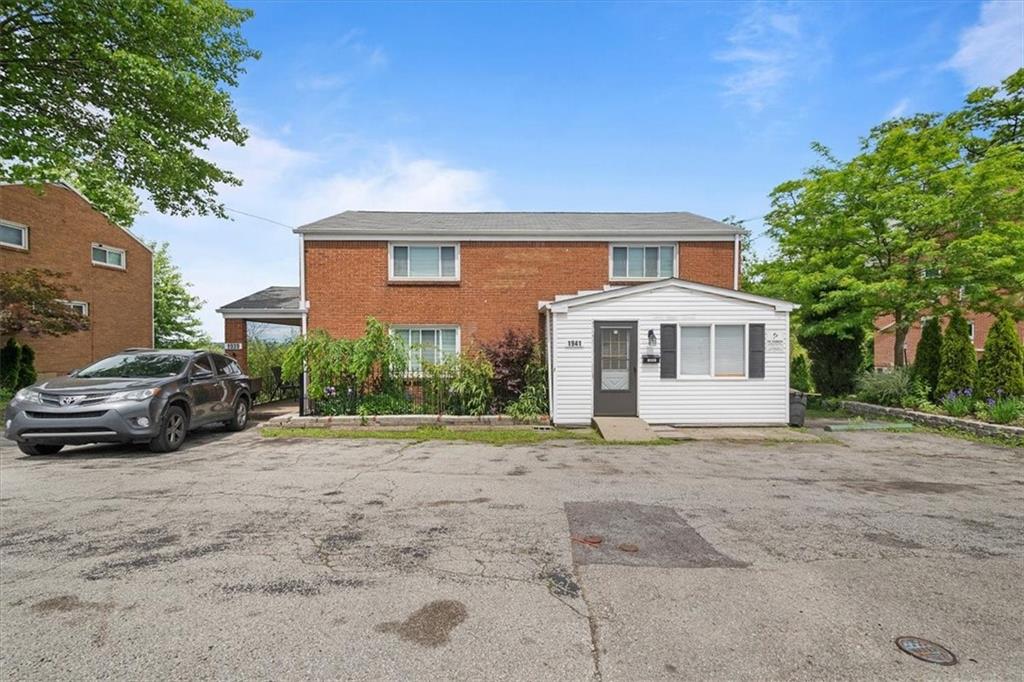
[592,417,662,441]
[650,425,820,442]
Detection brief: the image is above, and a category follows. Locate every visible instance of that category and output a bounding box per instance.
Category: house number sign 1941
[566,339,583,349]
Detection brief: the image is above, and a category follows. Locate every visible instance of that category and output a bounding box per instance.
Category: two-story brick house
[0,183,153,376]
[219,211,796,425]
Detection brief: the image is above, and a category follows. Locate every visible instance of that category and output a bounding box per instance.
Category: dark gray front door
[593,321,638,417]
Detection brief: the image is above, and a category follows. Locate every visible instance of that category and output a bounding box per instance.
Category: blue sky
[136,0,1024,339]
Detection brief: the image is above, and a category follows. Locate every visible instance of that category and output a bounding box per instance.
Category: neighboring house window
[0,221,28,250]
[390,244,459,280]
[677,324,747,378]
[967,321,975,342]
[610,244,675,279]
[92,243,126,269]
[63,300,89,316]
[392,326,459,373]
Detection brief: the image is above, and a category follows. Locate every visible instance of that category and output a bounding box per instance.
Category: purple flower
[324,386,337,397]
[964,388,972,397]
[987,398,996,407]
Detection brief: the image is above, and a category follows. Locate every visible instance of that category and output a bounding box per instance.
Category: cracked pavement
[1,424,1022,680]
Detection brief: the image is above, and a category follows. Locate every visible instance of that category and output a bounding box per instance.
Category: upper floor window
[610,244,675,280]
[390,243,459,280]
[64,300,89,316]
[92,243,126,269]
[0,221,28,250]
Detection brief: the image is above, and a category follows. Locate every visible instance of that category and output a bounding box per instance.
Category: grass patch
[261,425,676,446]
[910,424,1024,449]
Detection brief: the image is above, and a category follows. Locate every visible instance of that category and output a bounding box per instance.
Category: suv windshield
[76,353,189,379]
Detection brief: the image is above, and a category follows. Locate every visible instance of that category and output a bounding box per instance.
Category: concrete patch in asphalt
[565,501,747,568]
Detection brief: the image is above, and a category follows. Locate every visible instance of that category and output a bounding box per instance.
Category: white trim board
[541,278,798,313]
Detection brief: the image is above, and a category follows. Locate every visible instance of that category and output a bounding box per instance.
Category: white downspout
[546,307,555,424]
[733,233,740,290]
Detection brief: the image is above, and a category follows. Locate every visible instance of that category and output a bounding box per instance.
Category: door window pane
[714,325,745,376]
[612,247,628,278]
[600,327,631,390]
[680,326,711,375]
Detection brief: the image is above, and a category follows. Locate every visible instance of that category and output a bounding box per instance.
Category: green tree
[790,353,812,393]
[0,0,260,226]
[937,311,977,398]
[0,268,90,337]
[151,242,210,348]
[16,343,36,389]
[1,338,21,391]
[912,317,942,399]
[760,69,1024,367]
[976,311,1024,399]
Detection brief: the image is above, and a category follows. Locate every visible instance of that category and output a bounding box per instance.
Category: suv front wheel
[150,405,188,453]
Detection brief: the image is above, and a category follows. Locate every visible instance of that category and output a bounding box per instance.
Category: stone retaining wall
[265,413,548,429]
[840,400,1024,443]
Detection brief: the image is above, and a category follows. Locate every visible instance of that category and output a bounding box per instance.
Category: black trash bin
[789,391,807,427]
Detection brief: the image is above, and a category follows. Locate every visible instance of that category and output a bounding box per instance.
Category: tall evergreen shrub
[1,338,22,392]
[912,317,942,399]
[976,311,1024,399]
[16,344,37,389]
[936,311,977,398]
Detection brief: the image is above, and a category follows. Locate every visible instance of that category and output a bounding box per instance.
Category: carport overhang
[215,286,306,372]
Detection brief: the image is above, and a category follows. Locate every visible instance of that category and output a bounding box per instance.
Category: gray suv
[3,349,252,456]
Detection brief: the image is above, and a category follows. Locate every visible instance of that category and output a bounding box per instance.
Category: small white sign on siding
[765,330,786,353]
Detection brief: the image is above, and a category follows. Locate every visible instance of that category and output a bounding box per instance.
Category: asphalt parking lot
[1,424,1022,680]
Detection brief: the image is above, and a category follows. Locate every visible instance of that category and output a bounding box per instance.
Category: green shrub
[15,343,37,389]
[912,317,942,399]
[801,327,865,397]
[790,354,812,392]
[422,352,495,416]
[940,388,974,417]
[856,368,917,407]
[1,338,21,392]
[247,337,296,401]
[976,311,1024,400]
[978,396,1024,425]
[357,393,413,417]
[936,311,977,398]
[505,344,548,420]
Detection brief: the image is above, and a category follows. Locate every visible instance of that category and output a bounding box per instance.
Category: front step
[592,417,661,442]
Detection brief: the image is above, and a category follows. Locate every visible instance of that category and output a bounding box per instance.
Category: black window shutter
[749,324,765,378]
[660,324,676,379]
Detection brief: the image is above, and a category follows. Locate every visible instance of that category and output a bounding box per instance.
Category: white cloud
[136,130,499,339]
[947,0,1024,88]
[715,5,825,111]
[886,97,911,119]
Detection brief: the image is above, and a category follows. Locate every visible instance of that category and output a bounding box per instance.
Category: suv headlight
[106,388,160,402]
[14,388,42,404]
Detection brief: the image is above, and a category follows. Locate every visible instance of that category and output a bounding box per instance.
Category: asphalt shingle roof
[217,286,301,311]
[295,211,742,237]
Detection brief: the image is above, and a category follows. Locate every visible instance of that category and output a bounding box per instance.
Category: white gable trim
[540,278,798,313]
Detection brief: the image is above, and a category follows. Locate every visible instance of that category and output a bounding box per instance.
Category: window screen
[391,245,458,279]
[714,325,745,376]
[393,327,458,373]
[679,326,711,375]
[1,224,26,248]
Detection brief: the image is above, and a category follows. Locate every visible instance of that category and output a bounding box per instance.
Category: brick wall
[874,312,1024,368]
[224,318,247,372]
[305,239,738,345]
[0,184,153,376]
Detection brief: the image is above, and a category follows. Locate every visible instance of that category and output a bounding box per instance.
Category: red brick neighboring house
[0,183,153,377]
[218,211,743,369]
[873,312,1024,369]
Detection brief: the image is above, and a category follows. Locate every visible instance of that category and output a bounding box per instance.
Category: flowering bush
[978,394,1024,425]
[940,388,974,418]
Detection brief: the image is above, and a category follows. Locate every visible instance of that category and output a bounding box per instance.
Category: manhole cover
[895,637,957,665]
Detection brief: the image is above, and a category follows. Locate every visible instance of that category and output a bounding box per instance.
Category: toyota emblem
[59,395,83,406]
